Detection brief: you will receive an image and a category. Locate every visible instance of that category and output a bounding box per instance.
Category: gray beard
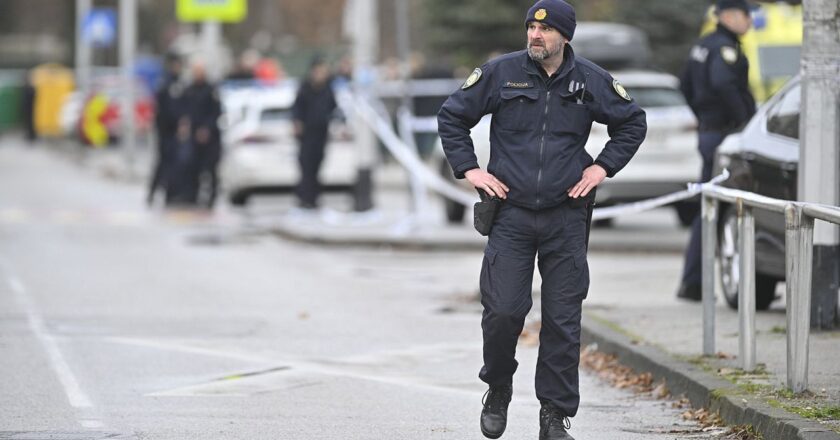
[527,43,561,61]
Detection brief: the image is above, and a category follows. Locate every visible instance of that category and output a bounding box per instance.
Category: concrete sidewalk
[258,199,840,440]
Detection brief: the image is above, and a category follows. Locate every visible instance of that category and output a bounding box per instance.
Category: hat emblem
[535,8,547,20]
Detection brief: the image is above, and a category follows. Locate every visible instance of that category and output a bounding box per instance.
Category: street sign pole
[120,0,138,179]
[201,20,222,81]
[351,0,379,212]
[76,0,92,93]
[800,0,840,328]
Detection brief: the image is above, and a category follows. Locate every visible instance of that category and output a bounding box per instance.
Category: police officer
[184,61,223,209]
[438,1,646,438]
[147,52,186,206]
[677,0,756,300]
[292,57,337,210]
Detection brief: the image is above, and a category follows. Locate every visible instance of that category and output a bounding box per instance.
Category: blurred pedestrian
[437,1,646,438]
[291,57,337,210]
[676,0,756,301]
[21,70,37,144]
[165,116,199,205]
[148,52,186,206]
[226,49,259,82]
[184,60,223,209]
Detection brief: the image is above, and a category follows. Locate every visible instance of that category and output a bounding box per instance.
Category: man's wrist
[593,160,613,177]
[456,164,480,179]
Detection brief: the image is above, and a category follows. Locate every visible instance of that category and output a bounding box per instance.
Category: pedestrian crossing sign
[176,0,248,23]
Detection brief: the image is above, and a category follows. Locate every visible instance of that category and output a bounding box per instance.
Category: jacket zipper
[536,90,550,208]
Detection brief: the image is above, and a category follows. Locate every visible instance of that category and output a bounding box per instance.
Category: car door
[743,80,800,274]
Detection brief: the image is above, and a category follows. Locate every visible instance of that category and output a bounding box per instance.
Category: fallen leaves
[724,424,764,439]
[579,344,654,393]
[681,407,724,429]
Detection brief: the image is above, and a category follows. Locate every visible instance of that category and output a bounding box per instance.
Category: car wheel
[438,160,466,224]
[718,206,779,310]
[674,201,700,227]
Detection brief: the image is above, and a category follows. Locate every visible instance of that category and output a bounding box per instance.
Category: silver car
[220,84,357,206]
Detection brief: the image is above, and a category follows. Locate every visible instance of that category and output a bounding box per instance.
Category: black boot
[480,384,512,439]
[539,402,575,440]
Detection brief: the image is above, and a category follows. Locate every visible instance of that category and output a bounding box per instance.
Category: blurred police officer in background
[147,52,185,206]
[677,0,756,301]
[184,60,223,209]
[438,1,646,438]
[292,57,337,210]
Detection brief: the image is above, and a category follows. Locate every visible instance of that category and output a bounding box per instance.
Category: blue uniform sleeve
[708,49,753,126]
[437,64,499,179]
[589,75,647,178]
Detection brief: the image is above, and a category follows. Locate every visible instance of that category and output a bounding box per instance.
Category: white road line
[107,336,484,398]
[7,275,94,409]
[79,419,104,428]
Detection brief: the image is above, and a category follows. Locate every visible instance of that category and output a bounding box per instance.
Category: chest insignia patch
[613,79,632,102]
[462,68,483,90]
[504,81,532,88]
[721,46,738,65]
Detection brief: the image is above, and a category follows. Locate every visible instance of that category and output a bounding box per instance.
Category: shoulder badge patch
[721,46,738,65]
[613,79,632,102]
[462,68,482,90]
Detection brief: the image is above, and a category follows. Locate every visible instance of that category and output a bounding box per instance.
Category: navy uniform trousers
[479,195,593,417]
[680,130,727,286]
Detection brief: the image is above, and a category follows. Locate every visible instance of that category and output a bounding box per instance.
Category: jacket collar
[522,44,577,82]
[716,23,741,46]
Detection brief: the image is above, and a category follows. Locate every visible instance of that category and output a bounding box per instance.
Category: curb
[580,314,840,440]
[271,222,689,253]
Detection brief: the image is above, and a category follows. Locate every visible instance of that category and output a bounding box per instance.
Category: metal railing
[701,184,840,393]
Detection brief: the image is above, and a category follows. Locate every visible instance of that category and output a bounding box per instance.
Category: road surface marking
[105,336,483,398]
[6,275,94,409]
[80,419,104,428]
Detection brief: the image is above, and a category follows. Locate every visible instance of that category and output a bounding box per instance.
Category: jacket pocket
[551,100,591,136]
[497,88,540,131]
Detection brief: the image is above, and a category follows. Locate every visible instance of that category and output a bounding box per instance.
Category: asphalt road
[0,144,726,439]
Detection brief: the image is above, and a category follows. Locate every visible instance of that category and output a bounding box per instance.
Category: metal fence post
[786,204,813,392]
[737,199,756,371]
[702,192,718,356]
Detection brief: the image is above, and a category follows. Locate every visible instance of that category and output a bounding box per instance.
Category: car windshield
[624,86,686,108]
[260,108,293,121]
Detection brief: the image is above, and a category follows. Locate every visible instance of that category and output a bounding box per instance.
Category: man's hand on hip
[568,164,607,198]
[465,169,509,199]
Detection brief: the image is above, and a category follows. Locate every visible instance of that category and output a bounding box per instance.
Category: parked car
[712,75,802,310]
[220,83,357,206]
[433,69,701,225]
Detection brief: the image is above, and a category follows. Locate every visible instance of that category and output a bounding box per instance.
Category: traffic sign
[176,0,248,23]
[82,8,117,48]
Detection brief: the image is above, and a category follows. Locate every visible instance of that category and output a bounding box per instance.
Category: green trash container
[0,72,24,133]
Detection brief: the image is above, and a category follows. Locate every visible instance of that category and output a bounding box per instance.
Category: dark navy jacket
[680,24,756,132]
[438,46,647,211]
